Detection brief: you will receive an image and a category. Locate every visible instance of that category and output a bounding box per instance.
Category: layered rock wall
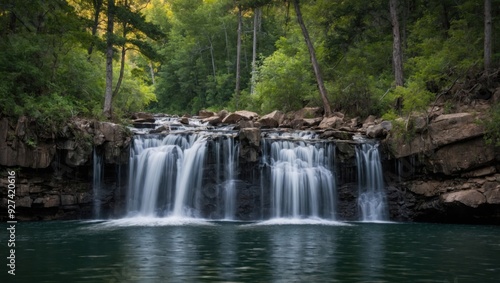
[383,110,500,224]
[0,117,131,220]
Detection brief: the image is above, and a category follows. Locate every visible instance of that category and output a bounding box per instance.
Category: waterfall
[262,135,337,220]
[127,132,238,219]
[214,136,239,220]
[92,147,103,219]
[355,143,388,221]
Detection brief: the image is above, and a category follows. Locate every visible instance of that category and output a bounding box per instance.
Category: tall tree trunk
[208,36,217,81]
[149,61,155,85]
[103,0,114,119]
[484,0,492,72]
[293,0,331,117]
[235,5,242,108]
[113,1,129,99]
[222,21,231,74]
[390,0,404,87]
[87,0,103,60]
[113,41,126,98]
[251,7,261,95]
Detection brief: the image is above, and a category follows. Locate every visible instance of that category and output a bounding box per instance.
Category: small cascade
[262,134,337,220]
[92,147,103,219]
[127,132,238,219]
[214,136,239,220]
[355,143,388,221]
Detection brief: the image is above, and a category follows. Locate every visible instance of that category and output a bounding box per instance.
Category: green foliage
[1,0,499,124]
[252,36,316,113]
[483,103,500,147]
[0,0,159,126]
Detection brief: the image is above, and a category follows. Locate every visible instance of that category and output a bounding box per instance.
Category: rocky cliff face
[383,104,500,224]
[0,116,131,220]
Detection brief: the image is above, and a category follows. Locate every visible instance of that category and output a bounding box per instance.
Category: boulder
[202,116,222,126]
[441,189,486,208]
[179,116,189,125]
[218,110,229,120]
[428,113,484,147]
[303,118,322,127]
[319,116,343,129]
[363,115,377,127]
[198,109,216,118]
[95,122,123,143]
[484,187,500,204]
[259,110,284,128]
[366,121,392,138]
[238,120,254,129]
[294,107,323,119]
[222,110,259,124]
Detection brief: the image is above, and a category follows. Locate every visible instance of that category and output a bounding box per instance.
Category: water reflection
[8,221,500,282]
[266,226,338,281]
[358,224,385,281]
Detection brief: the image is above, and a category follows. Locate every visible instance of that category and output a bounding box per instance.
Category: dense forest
[0,0,499,126]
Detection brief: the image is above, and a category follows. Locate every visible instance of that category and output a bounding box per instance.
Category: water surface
[1,220,499,282]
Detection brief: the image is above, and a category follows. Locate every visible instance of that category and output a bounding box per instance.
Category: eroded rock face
[238,127,261,163]
[428,113,484,147]
[426,138,496,175]
[0,116,130,220]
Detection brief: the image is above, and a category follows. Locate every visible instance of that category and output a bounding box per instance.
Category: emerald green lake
[2,220,499,282]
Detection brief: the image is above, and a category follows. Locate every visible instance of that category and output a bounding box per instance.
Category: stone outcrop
[238,127,261,163]
[0,116,131,220]
[386,112,495,175]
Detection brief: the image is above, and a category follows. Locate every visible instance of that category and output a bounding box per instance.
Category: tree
[484,0,492,72]
[235,3,242,108]
[103,0,115,119]
[102,0,163,118]
[250,7,261,95]
[292,0,331,117]
[390,0,404,87]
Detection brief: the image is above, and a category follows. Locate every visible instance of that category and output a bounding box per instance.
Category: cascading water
[214,136,239,220]
[355,143,388,221]
[127,132,238,219]
[261,133,337,220]
[127,134,207,217]
[92,147,103,218]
